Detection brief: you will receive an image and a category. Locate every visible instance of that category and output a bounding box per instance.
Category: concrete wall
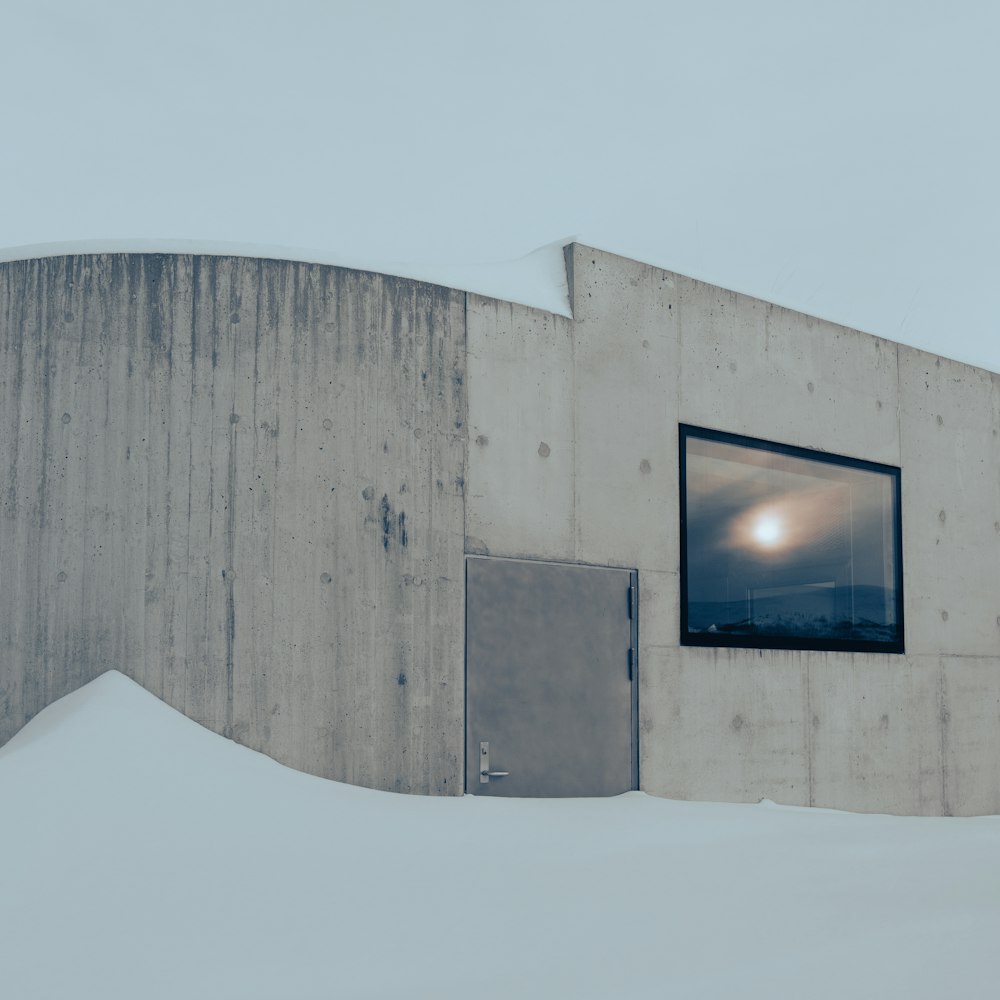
[4,245,999,814]
[0,254,467,793]
[467,244,1000,816]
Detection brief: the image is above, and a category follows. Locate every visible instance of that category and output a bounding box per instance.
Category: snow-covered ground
[2,672,998,999]
[4,2,1000,372]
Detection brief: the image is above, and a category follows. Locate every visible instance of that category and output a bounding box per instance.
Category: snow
[0,236,575,318]
[2,672,998,999]
[4,2,1000,370]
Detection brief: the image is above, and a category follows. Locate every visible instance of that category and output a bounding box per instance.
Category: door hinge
[627,583,636,619]
[627,646,634,681]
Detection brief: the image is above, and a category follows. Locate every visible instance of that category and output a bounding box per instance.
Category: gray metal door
[466,556,638,797]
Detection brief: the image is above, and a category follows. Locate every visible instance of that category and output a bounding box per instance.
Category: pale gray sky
[4,1,998,370]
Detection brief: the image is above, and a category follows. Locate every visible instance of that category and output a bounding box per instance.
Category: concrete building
[2,245,998,815]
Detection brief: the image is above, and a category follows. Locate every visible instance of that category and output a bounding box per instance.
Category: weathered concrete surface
[466,299,575,562]
[805,653,943,815]
[676,278,900,466]
[6,244,1000,814]
[0,254,466,794]
[569,251,679,574]
[466,250,680,674]
[939,654,1000,815]
[897,347,1000,657]
[467,243,1000,816]
[638,646,811,807]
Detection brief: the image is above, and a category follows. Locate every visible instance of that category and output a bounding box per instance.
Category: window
[680,425,903,653]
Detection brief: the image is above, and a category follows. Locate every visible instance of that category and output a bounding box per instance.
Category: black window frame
[679,424,905,654]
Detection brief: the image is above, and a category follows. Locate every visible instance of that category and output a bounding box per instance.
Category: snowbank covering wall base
[5,671,1000,1000]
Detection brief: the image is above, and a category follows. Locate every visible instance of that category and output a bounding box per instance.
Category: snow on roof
[0,237,574,317]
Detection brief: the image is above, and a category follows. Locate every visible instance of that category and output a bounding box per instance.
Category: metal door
[465,556,638,797]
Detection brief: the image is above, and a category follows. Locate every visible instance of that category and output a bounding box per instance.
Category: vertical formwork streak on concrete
[0,253,467,794]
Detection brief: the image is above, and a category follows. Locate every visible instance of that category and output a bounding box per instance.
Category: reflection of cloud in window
[686,446,894,602]
[727,485,850,564]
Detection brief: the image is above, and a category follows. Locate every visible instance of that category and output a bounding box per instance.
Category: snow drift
[1,671,998,999]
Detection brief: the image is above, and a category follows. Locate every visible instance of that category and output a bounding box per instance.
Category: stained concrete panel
[568,247,680,571]
[641,647,948,816]
[940,655,1000,816]
[0,255,466,795]
[1,257,148,726]
[677,278,900,466]
[634,569,678,651]
[466,296,575,561]
[898,347,1000,657]
[639,645,810,806]
[807,654,943,815]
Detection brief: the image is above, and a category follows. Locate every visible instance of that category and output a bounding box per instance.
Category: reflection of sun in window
[752,514,783,548]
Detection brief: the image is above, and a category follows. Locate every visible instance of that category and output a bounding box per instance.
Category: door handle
[479,741,509,783]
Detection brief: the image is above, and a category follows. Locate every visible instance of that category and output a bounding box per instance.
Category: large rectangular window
[680,425,903,653]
